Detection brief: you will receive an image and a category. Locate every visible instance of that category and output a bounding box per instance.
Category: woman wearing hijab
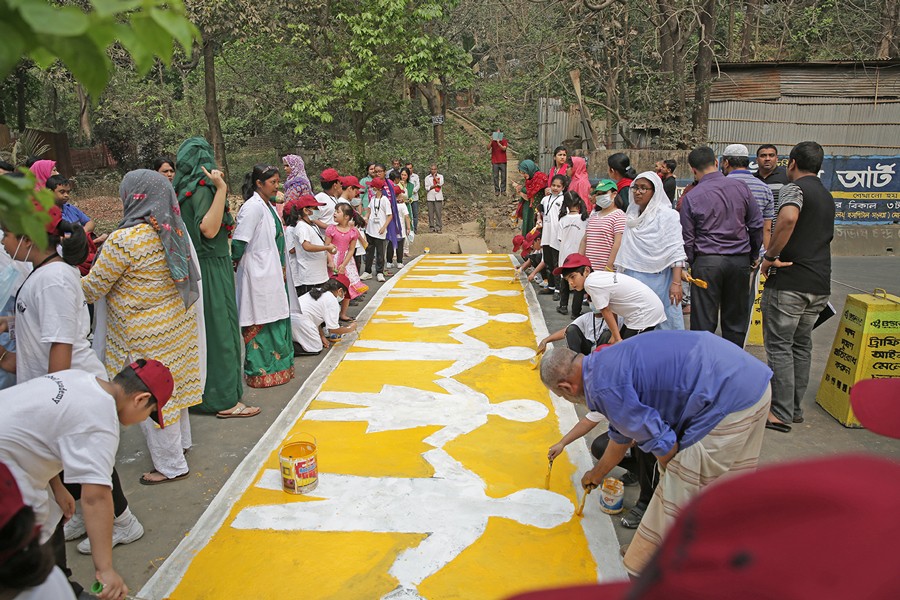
[233,164,296,388]
[282,154,313,205]
[614,171,686,331]
[174,137,259,418]
[547,146,592,209]
[516,160,548,236]
[82,169,204,484]
[29,159,58,189]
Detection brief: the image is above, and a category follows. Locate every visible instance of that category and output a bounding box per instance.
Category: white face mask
[0,237,32,309]
[596,192,614,209]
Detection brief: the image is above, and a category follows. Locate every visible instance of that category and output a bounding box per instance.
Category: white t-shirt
[314,192,338,233]
[425,174,444,202]
[285,225,302,285]
[14,567,76,600]
[540,193,564,250]
[291,291,340,352]
[15,262,106,383]
[570,312,608,344]
[365,194,393,240]
[293,220,329,285]
[396,203,410,238]
[583,271,666,331]
[585,411,607,424]
[557,213,587,265]
[0,370,119,543]
[354,226,366,256]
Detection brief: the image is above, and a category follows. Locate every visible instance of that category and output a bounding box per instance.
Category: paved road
[69,256,900,593]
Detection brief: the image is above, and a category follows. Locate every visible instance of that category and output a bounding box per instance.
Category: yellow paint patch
[159,255,609,600]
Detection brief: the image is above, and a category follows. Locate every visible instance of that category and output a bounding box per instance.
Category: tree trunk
[76,85,92,143]
[727,2,735,60]
[202,38,229,177]
[740,0,759,60]
[351,112,366,171]
[15,66,27,132]
[691,0,717,142]
[419,81,445,159]
[876,0,899,59]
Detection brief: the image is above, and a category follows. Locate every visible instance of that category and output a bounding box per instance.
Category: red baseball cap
[295,194,325,208]
[0,462,40,564]
[331,272,351,293]
[850,378,900,439]
[130,360,174,427]
[320,168,340,183]
[340,175,361,189]
[369,177,386,189]
[506,455,900,600]
[512,235,526,252]
[553,253,592,276]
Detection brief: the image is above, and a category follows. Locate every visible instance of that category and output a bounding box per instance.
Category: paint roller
[575,483,597,517]
[682,271,708,289]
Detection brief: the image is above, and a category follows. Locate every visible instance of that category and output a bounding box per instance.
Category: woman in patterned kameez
[83,169,204,484]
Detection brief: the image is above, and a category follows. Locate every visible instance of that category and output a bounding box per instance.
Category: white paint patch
[307,378,548,447]
[236,449,573,598]
[373,306,526,328]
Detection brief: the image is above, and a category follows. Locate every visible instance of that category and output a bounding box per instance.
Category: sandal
[621,503,647,529]
[139,470,189,485]
[217,403,261,419]
[339,315,356,323]
[765,420,792,433]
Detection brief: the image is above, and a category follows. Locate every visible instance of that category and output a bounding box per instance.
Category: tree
[0,0,198,242]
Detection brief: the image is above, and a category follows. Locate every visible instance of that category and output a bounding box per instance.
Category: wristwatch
[763,254,778,262]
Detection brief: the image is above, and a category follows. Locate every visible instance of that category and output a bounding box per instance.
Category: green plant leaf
[149,7,197,54]
[18,3,90,36]
[0,22,26,79]
[42,34,111,97]
[90,0,143,18]
[130,13,174,66]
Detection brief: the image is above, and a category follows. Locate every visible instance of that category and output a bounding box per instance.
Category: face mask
[0,238,31,309]
[596,192,614,209]
[351,198,362,208]
[589,301,600,314]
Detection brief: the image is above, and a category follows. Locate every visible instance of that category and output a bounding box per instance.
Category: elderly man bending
[539,330,772,575]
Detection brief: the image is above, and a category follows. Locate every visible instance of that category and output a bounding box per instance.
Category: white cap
[723,144,749,158]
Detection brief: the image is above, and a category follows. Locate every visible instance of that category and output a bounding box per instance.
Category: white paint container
[598,477,624,514]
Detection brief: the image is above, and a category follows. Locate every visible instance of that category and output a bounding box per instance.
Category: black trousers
[620,323,658,339]
[364,234,386,274]
[385,237,405,264]
[64,467,129,517]
[690,254,753,346]
[565,325,594,355]
[591,433,658,507]
[542,245,559,290]
[559,277,585,317]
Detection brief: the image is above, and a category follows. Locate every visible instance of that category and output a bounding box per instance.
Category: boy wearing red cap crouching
[0,360,175,600]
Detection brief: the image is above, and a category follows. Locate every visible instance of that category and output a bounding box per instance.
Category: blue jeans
[623,268,685,331]
[409,201,419,232]
[760,287,829,423]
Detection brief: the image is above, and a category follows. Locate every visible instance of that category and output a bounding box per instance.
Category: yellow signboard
[817,291,900,427]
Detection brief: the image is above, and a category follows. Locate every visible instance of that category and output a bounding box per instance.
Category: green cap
[594,179,617,192]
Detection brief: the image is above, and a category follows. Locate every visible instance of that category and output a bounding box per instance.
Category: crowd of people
[520,140,835,576]
[0,145,447,599]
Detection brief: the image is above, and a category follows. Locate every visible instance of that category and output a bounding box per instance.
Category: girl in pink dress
[326,203,368,321]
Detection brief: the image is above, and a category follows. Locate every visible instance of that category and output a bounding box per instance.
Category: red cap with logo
[340,175,361,189]
[320,168,340,183]
[131,360,174,428]
[506,455,900,600]
[331,272,351,293]
[553,253,592,276]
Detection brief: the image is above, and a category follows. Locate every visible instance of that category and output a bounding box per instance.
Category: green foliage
[0,169,52,243]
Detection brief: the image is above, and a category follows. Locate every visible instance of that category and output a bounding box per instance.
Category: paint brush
[575,484,596,517]
[545,458,554,489]
[529,348,544,370]
[682,272,709,289]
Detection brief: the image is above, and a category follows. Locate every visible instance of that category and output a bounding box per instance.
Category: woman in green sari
[232,164,296,388]
[173,138,260,416]
[516,160,549,237]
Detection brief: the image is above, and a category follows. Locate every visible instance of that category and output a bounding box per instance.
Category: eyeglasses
[633,185,653,193]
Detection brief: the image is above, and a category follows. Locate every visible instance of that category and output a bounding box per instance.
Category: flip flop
[139,470,189,485]
[217,404,261,419]
[765,420,792,433]
[339,316,356,323]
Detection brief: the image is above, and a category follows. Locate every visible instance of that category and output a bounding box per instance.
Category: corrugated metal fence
[537,98,572,172]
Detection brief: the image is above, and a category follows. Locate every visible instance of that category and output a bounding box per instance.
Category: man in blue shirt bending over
[540,330,772,578]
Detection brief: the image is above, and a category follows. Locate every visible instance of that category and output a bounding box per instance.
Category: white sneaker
[386,262,394,269]
[360,271,372,281]
[396,262,404,268]
[376,273,385,282]
[77,508,144,555]
[64,512,86,541]
[534,273,544,285]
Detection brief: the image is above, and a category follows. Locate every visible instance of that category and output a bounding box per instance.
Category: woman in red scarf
[515,160,548,236]
[608,152,637,210]
[548,146,592,210]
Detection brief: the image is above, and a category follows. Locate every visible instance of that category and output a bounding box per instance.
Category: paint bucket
[598,477,624,514]
[279,433,318,494]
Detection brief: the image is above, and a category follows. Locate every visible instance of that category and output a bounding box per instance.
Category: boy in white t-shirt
[362,178,393,282]
[555,253,665,343]
[292,195,338,296]
[0,360,175,600]
[313,168,342,235]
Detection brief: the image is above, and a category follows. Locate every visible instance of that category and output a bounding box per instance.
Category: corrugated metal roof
[708,97,900,155]
[709,69,781,101]
[710,64,900,99]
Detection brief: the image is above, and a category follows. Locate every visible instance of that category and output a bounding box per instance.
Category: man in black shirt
[754,144,790,208]
[655,159,678,206]
[759,141,834,433]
